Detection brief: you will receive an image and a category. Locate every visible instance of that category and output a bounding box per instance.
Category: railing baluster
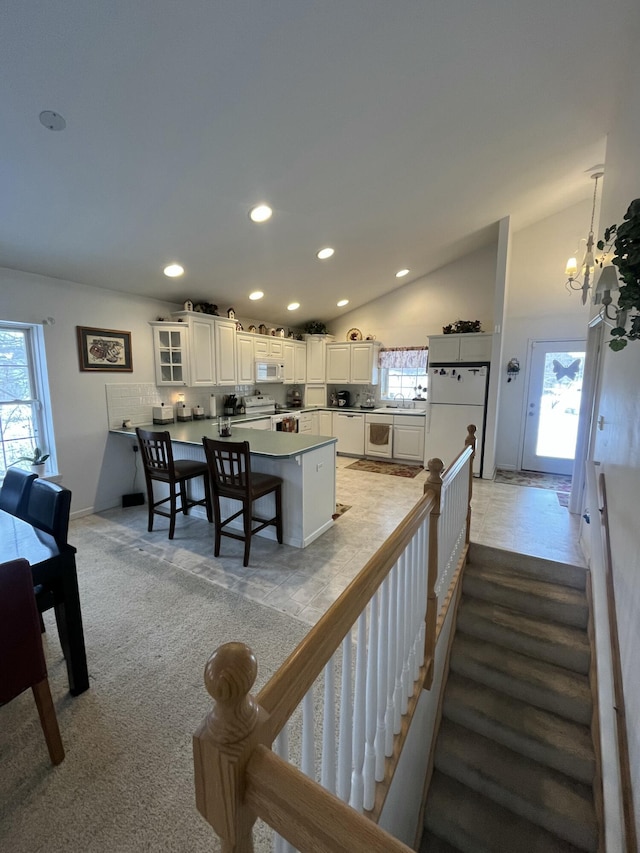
[364,593,379,810]
[349,610,367,812]
[274,726,297,853]
[337,631,352,803]
[393,557,403,734]
[302,687,315,779]
[321,658,336,794]
[417,521,426,666]
[375,575,389,780]
[409,537,419,682]
[401,550,411,711]
[386,562,398,753]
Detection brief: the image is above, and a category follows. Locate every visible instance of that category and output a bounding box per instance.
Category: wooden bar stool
[202,437,283,566]
[136,428,212,539]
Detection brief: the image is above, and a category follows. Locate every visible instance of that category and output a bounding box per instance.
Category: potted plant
[304,320,328,335]
[597,197,640,351]
[13,446,50,477]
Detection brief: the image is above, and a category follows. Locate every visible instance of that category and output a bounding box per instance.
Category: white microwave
[255,359,285,383]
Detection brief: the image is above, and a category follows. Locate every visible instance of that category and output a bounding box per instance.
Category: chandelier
[564,169,604,305]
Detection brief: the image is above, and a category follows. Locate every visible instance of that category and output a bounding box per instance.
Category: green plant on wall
[597,197,640,351]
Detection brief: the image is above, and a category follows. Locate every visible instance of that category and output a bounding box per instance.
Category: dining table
[0,508,89,696]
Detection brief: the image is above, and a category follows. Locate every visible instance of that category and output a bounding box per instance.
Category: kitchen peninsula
[111,422,337,548]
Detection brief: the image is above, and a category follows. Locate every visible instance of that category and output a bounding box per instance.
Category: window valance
[378,346,428,369]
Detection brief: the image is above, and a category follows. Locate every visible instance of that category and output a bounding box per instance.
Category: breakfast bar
[111,422,337,548]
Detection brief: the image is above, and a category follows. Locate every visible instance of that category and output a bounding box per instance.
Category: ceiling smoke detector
[39,111,66,131]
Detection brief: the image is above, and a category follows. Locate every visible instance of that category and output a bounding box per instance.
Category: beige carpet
[0,520,309,852]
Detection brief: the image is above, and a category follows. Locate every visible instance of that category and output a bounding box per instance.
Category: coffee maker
[337,390,351,407]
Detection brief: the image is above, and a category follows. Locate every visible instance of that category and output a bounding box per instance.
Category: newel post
[423,457,444,689]
[465,425,477,546]
[193,642,264,853]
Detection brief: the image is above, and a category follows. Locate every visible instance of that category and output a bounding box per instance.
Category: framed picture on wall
[77,326,133,372]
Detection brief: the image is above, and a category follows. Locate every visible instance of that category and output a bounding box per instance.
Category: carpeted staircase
[421,545,598,853]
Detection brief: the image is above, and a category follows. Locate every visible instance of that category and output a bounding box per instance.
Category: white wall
[329,243,498,347]
[495,200,592,469]
[587,44,640,831]
[0,267,179,515]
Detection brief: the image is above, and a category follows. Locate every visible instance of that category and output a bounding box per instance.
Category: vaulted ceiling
[1,1,634,323]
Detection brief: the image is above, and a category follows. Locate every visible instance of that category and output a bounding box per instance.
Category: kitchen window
[379,347,429,401]
[0,321,56,478]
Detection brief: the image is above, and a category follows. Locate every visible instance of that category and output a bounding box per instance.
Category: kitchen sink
[370,406,425,414]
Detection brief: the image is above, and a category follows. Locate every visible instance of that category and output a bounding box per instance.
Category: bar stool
[136,428,212,539]
[202,437,283,566]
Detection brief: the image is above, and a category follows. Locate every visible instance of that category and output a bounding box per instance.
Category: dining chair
[202,437,283,567]
[136,427,212,539]
[0,468,37,517]
[23,479,73,636]
[24,480,72,546]
[0,558,65,765]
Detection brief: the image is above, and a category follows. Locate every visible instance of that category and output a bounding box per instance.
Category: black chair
[136,427,212,539]
[0,468,37,517]
[202,437,283,567]
[0,558,65,765]
[23,480,73,635]
[24,480,72,546]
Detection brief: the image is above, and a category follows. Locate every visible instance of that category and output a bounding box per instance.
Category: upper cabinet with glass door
[151,322,189,385]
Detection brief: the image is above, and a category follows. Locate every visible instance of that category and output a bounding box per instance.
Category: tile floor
[74,455,585,627]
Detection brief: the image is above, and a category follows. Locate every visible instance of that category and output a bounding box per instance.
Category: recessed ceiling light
[249,204,273,223]
[337,299,349,307]
[317,247,335,260]
[249,290,264,301]
[396,269,410,278]
[163,263,184,277]
[287,302,300,311]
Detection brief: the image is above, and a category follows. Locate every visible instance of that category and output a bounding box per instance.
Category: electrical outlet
[133,445,139,453]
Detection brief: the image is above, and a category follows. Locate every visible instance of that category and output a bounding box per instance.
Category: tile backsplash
[105,383,277,429]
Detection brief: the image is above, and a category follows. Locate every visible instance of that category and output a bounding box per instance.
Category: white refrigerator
[425,365,488,476]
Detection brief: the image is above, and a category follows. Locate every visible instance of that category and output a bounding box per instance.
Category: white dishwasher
[365,413,393,458]
[332,411,365,456]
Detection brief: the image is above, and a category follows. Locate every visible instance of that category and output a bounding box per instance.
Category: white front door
[522,340,586,475]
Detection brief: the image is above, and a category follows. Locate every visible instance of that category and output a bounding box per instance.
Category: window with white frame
[379,347,429,401]
[0,322,56,477]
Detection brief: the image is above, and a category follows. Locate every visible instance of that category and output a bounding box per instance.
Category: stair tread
[426,771,585,853]
[457,596,590,671]
[450,634,592,723]
[443,673,595,783]
[436,719,597,850]
[463,565,588,628]
[469,544,587,590]
[465,565,588,606]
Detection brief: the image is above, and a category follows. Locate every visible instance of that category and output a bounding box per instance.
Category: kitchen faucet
[394,393,405,408]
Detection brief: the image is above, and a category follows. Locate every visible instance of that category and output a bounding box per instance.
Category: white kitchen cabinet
[332,411,365,455]
[318,409,333,436]
[393,415,425,462]
[283,341,296,383]
[151,323,189,386]
[298,411,313,434]
[305,335,329,383]
[254,336,285,360]
[309,410,319,434]
[305,385,326,407]
[236,333,255,384]
[326,344,351,383]
[186,315,216,386]
[214,318,238,385]
[294,342,307,383]
[326,341,381,384]
[428,333,492,364]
